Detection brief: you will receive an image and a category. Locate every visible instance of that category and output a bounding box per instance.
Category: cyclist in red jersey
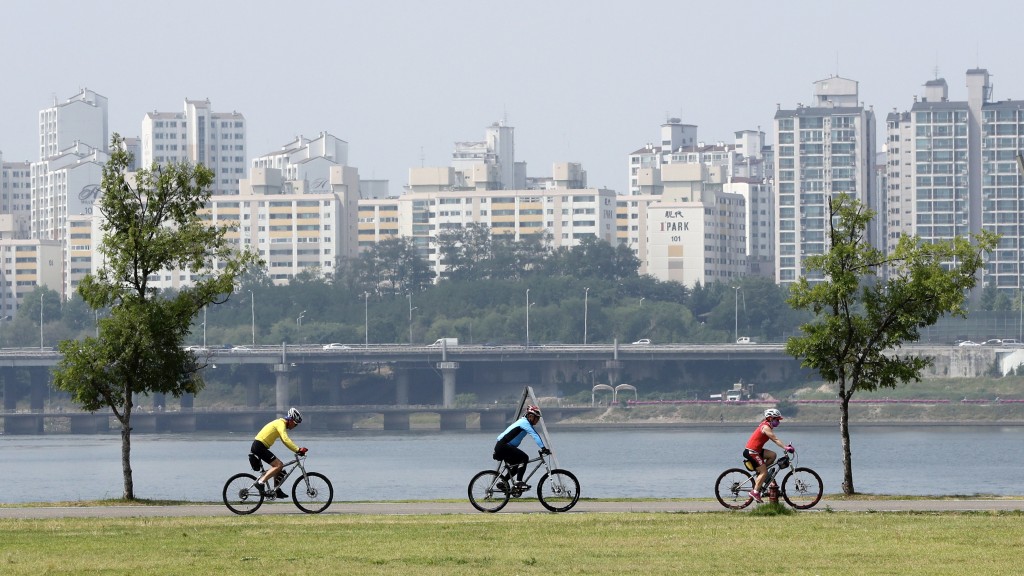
[743,408,794,503]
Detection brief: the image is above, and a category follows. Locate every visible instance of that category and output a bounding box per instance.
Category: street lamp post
[526,288,531,347]
[584,287,590,345]
[248,290,255,346]
[202,306,207,348]
[364,292,369,348]
[297,310,306,326]
[640,297,645,308]
[39,293,44,349]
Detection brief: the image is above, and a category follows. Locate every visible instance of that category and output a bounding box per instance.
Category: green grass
[2,511,1022,575]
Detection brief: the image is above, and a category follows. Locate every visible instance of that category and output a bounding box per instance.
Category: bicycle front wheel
[781,467,823,509]
[468,470,510,512]
[537,469,580,512]
[291,472,333,513]
[714,468,755,509]
[223,473,264,515]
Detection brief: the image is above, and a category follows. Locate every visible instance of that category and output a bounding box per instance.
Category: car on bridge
[323,343,351,350]
[632,339,651,345]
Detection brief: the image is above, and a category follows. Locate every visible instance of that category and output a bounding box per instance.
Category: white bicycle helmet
[287,407,303,423]
[763,408,783,420]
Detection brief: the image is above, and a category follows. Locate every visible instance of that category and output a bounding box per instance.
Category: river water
[2,425,1021,504]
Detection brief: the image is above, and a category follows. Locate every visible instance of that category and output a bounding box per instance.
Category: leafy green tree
[351,236,431,296]
[786,195,995,494]
[51,134,260,499]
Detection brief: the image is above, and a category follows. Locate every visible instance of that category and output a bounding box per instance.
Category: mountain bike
[223,452,333,514]
[714,448,823,510]
[468,450,580,513]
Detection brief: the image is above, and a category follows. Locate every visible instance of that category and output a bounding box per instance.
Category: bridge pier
[180,393,193,411]
[437,362,459,407]
[1,368,15,411]
[30,368,48,413]
[383,412,410,430]
[274,364,290,413]
[395,370,410,405]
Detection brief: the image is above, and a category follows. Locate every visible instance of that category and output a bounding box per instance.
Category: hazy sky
[1,1,1021,193]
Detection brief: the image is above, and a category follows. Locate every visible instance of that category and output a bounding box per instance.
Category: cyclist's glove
[540,447,551,455]
[785,444,795,453]
[298,447,308,455]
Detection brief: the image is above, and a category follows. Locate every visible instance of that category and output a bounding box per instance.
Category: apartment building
[449,120,524,191]
[0,240,62,319]
[887,68,1024,293]
[141,99,246,195]
[0,155,32,237]
[773,76,876,285]
[643,163,747,285]
[363,162,616,275]
[37,89,108,160]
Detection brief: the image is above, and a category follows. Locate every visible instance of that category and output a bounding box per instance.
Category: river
[2,425,1021,504]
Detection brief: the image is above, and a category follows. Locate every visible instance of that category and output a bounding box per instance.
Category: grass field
[2,509,1022,575]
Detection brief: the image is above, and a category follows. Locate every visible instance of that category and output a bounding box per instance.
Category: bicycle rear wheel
[468,470,510,512]
[291,472,333,513]
[537,469,580,512]
[781,467,823,509]
[223,473,264,515]
[714,468,755,509]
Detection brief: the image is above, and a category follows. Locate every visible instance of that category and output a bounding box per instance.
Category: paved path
[1,498,1021,519]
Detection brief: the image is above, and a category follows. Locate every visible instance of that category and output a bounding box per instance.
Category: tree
[785,195,995,495]
[51,134,259,499]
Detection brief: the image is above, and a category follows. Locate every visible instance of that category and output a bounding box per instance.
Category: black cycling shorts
[251,440,277,465]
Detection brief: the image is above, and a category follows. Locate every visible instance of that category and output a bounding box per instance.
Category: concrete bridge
[0,343,1005,432]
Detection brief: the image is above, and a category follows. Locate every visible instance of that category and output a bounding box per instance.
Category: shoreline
[550,420,1024,431]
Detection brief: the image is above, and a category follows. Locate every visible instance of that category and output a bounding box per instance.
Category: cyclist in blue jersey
[493,405,550,492]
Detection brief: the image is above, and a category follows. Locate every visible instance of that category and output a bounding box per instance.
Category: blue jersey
[496,416,545,449]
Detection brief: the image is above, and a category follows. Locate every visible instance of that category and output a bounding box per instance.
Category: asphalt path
[1,498,1021,519]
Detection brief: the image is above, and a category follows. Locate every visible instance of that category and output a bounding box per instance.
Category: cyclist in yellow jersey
[251,407,307,498]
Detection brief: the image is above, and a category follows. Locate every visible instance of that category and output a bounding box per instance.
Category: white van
[429,338,459,347]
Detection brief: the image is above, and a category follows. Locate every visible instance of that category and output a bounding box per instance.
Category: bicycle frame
[494,452,551,487]
[747,451,797,489]
[255,454,309,491]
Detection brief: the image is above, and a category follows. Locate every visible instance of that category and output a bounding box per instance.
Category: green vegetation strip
[2,511,1021,575]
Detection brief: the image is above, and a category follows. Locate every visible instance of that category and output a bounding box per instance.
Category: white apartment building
[38,89,108,160]
[643,164,747,286]
[773,76,876,285]
[141,99,246,195]
[30,142,108,244]
[28,89,109,303]
[393,162,616,275]
[448,120,525,191]
[724,176,774,278]
[887,68,1024,293]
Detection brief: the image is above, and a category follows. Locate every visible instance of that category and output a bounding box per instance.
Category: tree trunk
[121,405,134,500]
[839,393,855,495]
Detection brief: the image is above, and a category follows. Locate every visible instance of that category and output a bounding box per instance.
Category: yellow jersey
[254,418,299,452]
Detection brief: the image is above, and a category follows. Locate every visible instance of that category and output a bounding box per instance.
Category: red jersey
[745,420,772,451]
